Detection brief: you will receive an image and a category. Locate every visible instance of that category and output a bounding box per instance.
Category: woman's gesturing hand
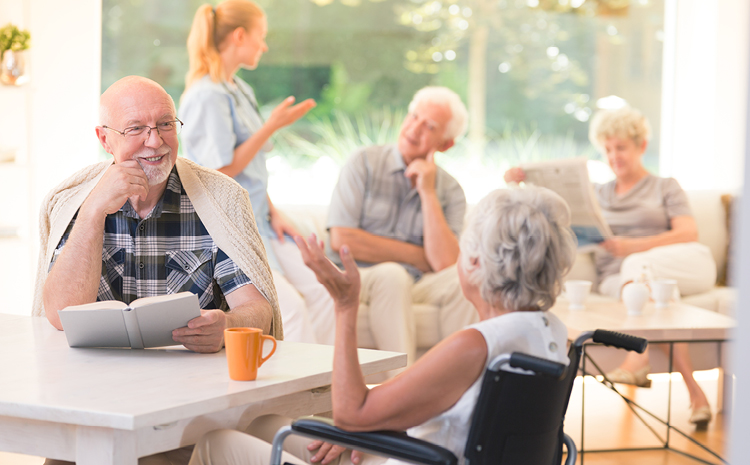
[294,233,361,311]
[267,96,316,131]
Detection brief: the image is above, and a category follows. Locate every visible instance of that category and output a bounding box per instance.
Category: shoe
[604,365,652,388]
[690,405,712,429]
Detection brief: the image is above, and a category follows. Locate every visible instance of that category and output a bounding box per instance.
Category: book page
[60,300,128,311]
[59,308,131,348]
[133,292,201,348]
[520,158,612,247]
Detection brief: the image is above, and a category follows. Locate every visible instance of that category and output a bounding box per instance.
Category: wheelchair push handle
[510,352,566,379]
[593,330,648,353]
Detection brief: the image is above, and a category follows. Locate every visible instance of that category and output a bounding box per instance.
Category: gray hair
[408,86,468,141]
[588,106,651,153]
[459,187,577,312]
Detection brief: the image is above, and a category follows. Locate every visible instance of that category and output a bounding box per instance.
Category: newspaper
[519,157,612,249]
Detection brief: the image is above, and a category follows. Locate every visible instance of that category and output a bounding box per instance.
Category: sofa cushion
[357,303,442,351]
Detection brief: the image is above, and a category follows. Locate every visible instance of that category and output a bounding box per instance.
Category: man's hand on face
[172,309,227,353]
[404,150,437,195]
[81,159,149,220]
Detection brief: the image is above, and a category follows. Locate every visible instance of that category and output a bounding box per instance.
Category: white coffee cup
[622,281,650,316]
[651,279,677,309]
[565,280,592,310]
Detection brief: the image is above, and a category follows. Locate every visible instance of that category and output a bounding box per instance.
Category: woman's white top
[398,310,569,465]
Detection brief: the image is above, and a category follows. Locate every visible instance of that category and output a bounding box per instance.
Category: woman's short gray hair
[588,106,651,153]
[408,86,468,141]
[459,187,577,312]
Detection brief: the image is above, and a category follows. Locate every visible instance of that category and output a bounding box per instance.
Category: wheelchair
[270,329,647,465]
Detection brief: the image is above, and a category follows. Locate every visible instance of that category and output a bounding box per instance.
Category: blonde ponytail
[185,0,265,90]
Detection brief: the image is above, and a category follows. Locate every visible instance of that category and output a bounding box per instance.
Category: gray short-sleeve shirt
[594,175,693,279]
[326,144,466,278]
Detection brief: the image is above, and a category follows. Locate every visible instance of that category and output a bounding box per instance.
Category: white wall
[27,0,102,209]
[729,3,750,459]
[0,0,101,314]
[659,0,749,191]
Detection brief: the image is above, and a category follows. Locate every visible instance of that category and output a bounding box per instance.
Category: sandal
[604,365,652,388]
[690,405,712,429]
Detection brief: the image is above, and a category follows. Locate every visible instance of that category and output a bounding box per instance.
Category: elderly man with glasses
[34,76,282,356]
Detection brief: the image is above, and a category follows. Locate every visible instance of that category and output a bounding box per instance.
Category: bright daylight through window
[102,0,664,204]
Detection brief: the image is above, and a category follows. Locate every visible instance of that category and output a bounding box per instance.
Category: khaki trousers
[44,447,193,465]
[358,262,477,370]
[189,415,385,465]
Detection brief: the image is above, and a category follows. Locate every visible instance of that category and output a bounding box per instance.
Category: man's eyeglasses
[102,119,184,139]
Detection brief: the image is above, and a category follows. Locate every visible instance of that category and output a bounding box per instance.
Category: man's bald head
[95,75,180,187]
[99,76,176,127]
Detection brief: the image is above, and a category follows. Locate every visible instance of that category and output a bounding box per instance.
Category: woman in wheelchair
[189,186,577,465]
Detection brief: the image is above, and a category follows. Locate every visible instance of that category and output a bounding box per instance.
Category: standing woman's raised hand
[266,96,317,131]
[294,234,361,311]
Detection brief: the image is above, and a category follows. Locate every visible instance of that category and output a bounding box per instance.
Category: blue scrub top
[179,75,279,269]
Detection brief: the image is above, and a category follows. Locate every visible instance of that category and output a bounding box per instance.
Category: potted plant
[0,23,31,85]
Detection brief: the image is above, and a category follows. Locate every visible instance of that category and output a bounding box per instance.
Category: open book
[58,292,201,349]
[519,157,612,249]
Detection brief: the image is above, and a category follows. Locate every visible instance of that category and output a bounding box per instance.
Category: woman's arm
[334,326,487,432]
[267,195,300,241]
[601,215,698,257]
[295,234,487,433]
[218,96,316,178]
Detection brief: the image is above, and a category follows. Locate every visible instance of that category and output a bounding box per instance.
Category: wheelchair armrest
[509,353,566,378]
[277,417,457,465]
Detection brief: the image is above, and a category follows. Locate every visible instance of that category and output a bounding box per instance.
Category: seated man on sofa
[35,76,282,356]
[325,86,477,367]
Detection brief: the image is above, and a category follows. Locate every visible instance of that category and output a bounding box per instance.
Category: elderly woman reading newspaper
[504,106,716,427]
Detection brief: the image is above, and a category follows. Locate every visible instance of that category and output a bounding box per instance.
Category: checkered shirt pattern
[49,167,251,310]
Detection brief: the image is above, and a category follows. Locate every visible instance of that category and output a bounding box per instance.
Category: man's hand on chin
[172,309,227,353]
[404,150,437,194]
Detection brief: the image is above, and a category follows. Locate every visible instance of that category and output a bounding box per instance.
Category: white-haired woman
[180,0,329,343]
[505,106,715,427]
[188,186,577,465]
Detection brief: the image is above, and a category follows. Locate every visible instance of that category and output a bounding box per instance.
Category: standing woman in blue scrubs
[180,0,331,343]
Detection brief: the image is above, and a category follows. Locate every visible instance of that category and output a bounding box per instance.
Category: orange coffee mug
[224,327,277,381]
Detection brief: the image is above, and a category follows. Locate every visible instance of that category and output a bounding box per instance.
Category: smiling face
[97,78,178,187]
[397,100,454,164]
[602,135,647,180]
[241,16,268,70]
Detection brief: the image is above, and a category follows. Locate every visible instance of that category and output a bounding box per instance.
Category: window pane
[102,0,664,203]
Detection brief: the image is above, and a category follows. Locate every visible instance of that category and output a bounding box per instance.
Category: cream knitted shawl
[32,157,283,340]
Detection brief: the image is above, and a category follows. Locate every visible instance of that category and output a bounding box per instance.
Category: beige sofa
[279,189,735,362]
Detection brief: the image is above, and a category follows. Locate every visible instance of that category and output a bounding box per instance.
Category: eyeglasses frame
[101,118,184,140]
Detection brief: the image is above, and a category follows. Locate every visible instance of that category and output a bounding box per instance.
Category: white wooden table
[550,296,735,464]
[0,314,406,465]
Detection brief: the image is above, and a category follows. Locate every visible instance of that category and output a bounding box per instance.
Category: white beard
[134,149,173,186]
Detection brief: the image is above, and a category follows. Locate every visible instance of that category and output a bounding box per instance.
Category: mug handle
[258,335,277,367]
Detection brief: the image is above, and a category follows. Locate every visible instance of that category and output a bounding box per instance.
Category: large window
[102,0,664,203]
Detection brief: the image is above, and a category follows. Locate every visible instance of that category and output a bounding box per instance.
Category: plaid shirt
[50,167,251,310]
